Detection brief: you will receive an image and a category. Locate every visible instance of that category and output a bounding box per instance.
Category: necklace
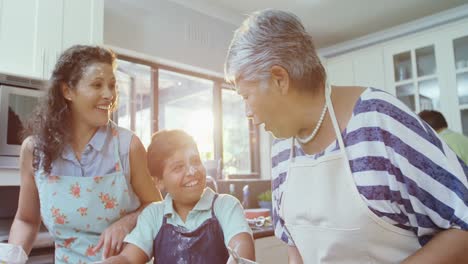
[296,102,328,144]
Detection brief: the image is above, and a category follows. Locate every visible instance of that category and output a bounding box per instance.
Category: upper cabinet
[384,36,442,114]
[0,0,39,78]
[446,25,468,135]
[324,15,468,135]
[325,46,386,89]
[0,0,103,79]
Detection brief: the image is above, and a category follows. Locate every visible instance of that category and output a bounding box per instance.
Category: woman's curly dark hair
[23,45,117,174]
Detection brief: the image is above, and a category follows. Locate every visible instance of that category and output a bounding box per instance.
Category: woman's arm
[287,246,303,264]
[94,135,162,258]
[402,229,468,264]
[8,137,41,254]
[227,232,255,263]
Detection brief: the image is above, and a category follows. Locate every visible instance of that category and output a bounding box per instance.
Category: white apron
[279,86,420,263]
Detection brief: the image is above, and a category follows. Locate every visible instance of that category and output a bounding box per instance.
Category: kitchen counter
[252,225,274,240]
[0,219,54,248]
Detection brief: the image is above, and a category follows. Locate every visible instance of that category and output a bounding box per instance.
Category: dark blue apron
[153,194,230,264]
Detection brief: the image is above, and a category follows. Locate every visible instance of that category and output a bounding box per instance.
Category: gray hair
[224,9,326,89]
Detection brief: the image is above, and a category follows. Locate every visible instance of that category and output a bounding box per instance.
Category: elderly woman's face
[237,79,291,138]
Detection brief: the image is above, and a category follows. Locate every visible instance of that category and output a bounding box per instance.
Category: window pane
[222,88,251,175]
[393,51,412,81]
[419,78,440,111]
[115,59,153,147]
[416,45,436,77]
[396,83,416,111]
[158,69,214,160]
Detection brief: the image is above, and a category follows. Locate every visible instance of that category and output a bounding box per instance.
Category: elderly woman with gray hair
[225,9,468,264]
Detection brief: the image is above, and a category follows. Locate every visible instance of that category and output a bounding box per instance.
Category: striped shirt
[271,88,468,247]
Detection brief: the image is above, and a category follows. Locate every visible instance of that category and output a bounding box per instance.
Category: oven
[0,73,45,168]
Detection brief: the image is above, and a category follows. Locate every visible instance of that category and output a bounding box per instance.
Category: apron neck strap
[325,83,347,152]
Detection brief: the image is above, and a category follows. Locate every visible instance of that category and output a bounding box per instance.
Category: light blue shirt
[50,122,133,178]
[124,187,252,258]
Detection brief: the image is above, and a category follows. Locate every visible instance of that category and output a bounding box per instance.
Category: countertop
[0,219,54,249]
[251,225,274,240]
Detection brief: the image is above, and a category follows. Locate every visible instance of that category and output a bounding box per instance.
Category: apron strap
[325,84,351,163]
[211,194,219,218]
[110,121,124,172]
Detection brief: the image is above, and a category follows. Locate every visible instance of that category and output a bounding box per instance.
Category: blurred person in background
[419,110,468,164]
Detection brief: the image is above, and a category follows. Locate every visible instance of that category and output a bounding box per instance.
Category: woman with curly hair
[7,45,162,263]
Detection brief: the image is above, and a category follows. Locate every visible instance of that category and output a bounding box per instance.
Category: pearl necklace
[296,102,328,144]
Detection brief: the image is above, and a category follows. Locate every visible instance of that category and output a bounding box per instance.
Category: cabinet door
[0,0,39,77]
[353,48,386,90]
[326,54,355,86]
[62,0,103,51]
[384,35,445,115]
[36,0,63,80]
[447,25,468,135]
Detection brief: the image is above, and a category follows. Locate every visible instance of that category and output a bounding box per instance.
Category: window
[115,59,153,147]
[114,56,259,178]
[222,88,251,174]
[158,69,215,160]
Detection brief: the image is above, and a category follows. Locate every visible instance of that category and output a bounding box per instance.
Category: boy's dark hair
[147,130,198,179]
[418,110,448,131]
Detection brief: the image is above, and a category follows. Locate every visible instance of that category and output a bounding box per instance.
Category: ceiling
[167,0,468,48]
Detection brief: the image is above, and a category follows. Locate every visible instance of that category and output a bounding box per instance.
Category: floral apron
[34,124,139,264]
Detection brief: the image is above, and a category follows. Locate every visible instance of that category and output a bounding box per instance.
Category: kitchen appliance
[0,73,46,167]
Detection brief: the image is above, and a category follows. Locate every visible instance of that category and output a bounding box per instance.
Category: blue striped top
[271,88,468,246]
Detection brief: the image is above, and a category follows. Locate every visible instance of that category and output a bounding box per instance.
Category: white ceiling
[167,0,468,48]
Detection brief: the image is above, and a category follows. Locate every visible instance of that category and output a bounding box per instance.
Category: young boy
[104,130,255,263]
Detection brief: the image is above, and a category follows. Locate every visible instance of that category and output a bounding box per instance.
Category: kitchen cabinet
[254,236,288,263]
[324,15,468,135]
[446,26,468,135]
[383,19,468,134]
[383,33,443,114]
[0,0,103,79]
[326,54,355,86]
[326,47,386,89]
[0,0,39,77]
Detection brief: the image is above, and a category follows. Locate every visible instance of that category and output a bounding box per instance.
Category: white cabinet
[353,48,386,89]
[0,0,103,79]
[324,16,468,135]
[383,19,468,134]
[443,24,468,134]
[0,0,39,77]
[383,34,443,115]
[255,236,288,264]
[326,54,355,86]
[325,47,386,89]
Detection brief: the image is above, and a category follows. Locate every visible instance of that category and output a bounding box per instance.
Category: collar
[163,187,216,217]
[60,125,109,160]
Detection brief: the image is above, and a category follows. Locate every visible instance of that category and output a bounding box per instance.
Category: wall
[104,0,238,76]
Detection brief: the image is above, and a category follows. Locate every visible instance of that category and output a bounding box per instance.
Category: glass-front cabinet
[391,45,440,113]
[453,35,468,135]
[385,20,468,136]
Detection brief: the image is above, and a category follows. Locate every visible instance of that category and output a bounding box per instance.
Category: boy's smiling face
[160,146,207,208]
